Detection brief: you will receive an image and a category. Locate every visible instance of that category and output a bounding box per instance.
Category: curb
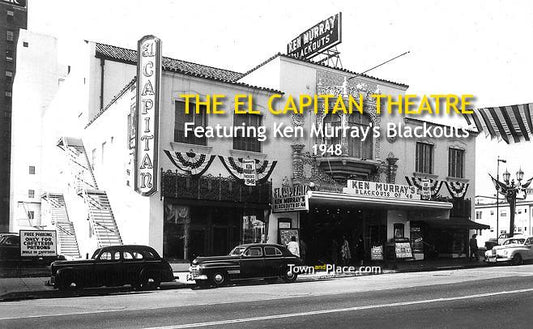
[0,262,495,302]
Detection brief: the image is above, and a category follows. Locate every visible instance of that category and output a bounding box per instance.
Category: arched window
[323,113,342,146]
[348,113,373,159]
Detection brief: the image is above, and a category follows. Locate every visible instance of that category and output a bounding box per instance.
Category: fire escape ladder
[57,137,123,248]
[42,193,81,258]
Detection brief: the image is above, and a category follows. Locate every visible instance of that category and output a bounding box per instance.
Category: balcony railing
[161,170,271,206]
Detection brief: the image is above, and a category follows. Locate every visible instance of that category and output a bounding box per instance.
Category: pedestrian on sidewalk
[330,238,339,264]
[355,235,365,266]
[299,239,307,264]
[469,234,479,261]
[287,236,300,257]
[341,235,351,266]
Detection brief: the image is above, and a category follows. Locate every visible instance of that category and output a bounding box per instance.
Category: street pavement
[1,265,533,328]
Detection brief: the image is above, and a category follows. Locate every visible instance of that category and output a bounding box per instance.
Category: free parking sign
[20,230,57,257]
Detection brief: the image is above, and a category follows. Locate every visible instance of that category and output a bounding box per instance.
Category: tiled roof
[94,42,281,93]
[240,53,409,89]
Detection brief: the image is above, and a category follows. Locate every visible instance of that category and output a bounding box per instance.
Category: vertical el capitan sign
[135,35,161,196]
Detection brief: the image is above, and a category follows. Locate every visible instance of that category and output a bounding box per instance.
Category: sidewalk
[0,258,490,301]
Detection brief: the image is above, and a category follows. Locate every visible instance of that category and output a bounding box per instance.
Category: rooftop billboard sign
[286,12,342,60]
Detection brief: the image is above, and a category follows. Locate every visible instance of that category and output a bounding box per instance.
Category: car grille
[190,265,201,276]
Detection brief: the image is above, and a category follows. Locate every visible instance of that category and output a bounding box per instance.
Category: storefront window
[242,215,265,244]
[164,202,264,260]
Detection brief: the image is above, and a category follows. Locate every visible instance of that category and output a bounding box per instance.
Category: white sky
[28,0,533,196]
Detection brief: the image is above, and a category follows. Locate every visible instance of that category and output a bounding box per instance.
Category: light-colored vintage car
[485,236,533,265]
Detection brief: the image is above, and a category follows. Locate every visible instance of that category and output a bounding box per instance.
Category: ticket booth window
[394,223,405,239]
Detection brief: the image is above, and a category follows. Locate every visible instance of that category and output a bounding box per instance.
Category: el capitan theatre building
[10,13,486,264]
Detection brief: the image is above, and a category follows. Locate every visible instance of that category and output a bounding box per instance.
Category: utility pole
[496,156,506,240]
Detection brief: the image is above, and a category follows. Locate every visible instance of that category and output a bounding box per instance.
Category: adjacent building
[0,0,27,231]
[474,195,533,247]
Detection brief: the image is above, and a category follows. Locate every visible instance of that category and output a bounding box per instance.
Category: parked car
[497,233,525,245]
[189,243,303,287]
[484,236,533,265]
[484,238,499,251]
[50,245,174,291]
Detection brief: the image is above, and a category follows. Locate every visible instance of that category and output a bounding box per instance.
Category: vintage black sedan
[189,243,303,287]
[50,245,174,290]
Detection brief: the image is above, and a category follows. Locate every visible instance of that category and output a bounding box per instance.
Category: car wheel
[210,271,228,287]
[281,267,298,283]
[512,254,523,266]
[139,271,161,290]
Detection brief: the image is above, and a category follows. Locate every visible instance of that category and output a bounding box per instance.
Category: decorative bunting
[405,176,443,198]
[445,181,469,199]
[219,156,277,184]
[164,150,215,176]
[463,103,533,144]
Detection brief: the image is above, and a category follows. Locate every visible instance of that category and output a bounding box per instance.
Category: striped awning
[463,103,533,144]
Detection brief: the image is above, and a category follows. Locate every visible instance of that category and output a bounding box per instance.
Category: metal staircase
[42,193,81,258]
[57,137,123,248]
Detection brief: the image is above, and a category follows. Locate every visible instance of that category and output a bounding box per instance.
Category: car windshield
[503,238,525,245]
[229,246,247,256]
[91,249,101,259]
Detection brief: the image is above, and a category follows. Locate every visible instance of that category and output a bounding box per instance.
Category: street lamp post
[496,156,506,239]
[498,168,529,238]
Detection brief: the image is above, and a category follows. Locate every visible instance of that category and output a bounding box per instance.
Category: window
[244,247,263,257]
[264,246,283,256]
[323,113,342,146]
[475,211,482,219]
[5,91,12,98]
[27,211,35,219]
[5,70,13,78]
[99,252,112,261]
[174,101,207,145]
[28,189,35,198]
[6,31,13,42]
[23,41,28,47]
[233,114,262,152]
[393,223,405,238]
[490,210,494,216]
[91,148,96,170]
[143,250,156,259]
[347,113,373,159]
[123,251,134,260]
[501,211,507,217]
[448,148,465,178]
[6,50,13,61]
[7,10,14,17]
[28,166,35,174]
[415,142,433,174]
[101,141,106,165]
